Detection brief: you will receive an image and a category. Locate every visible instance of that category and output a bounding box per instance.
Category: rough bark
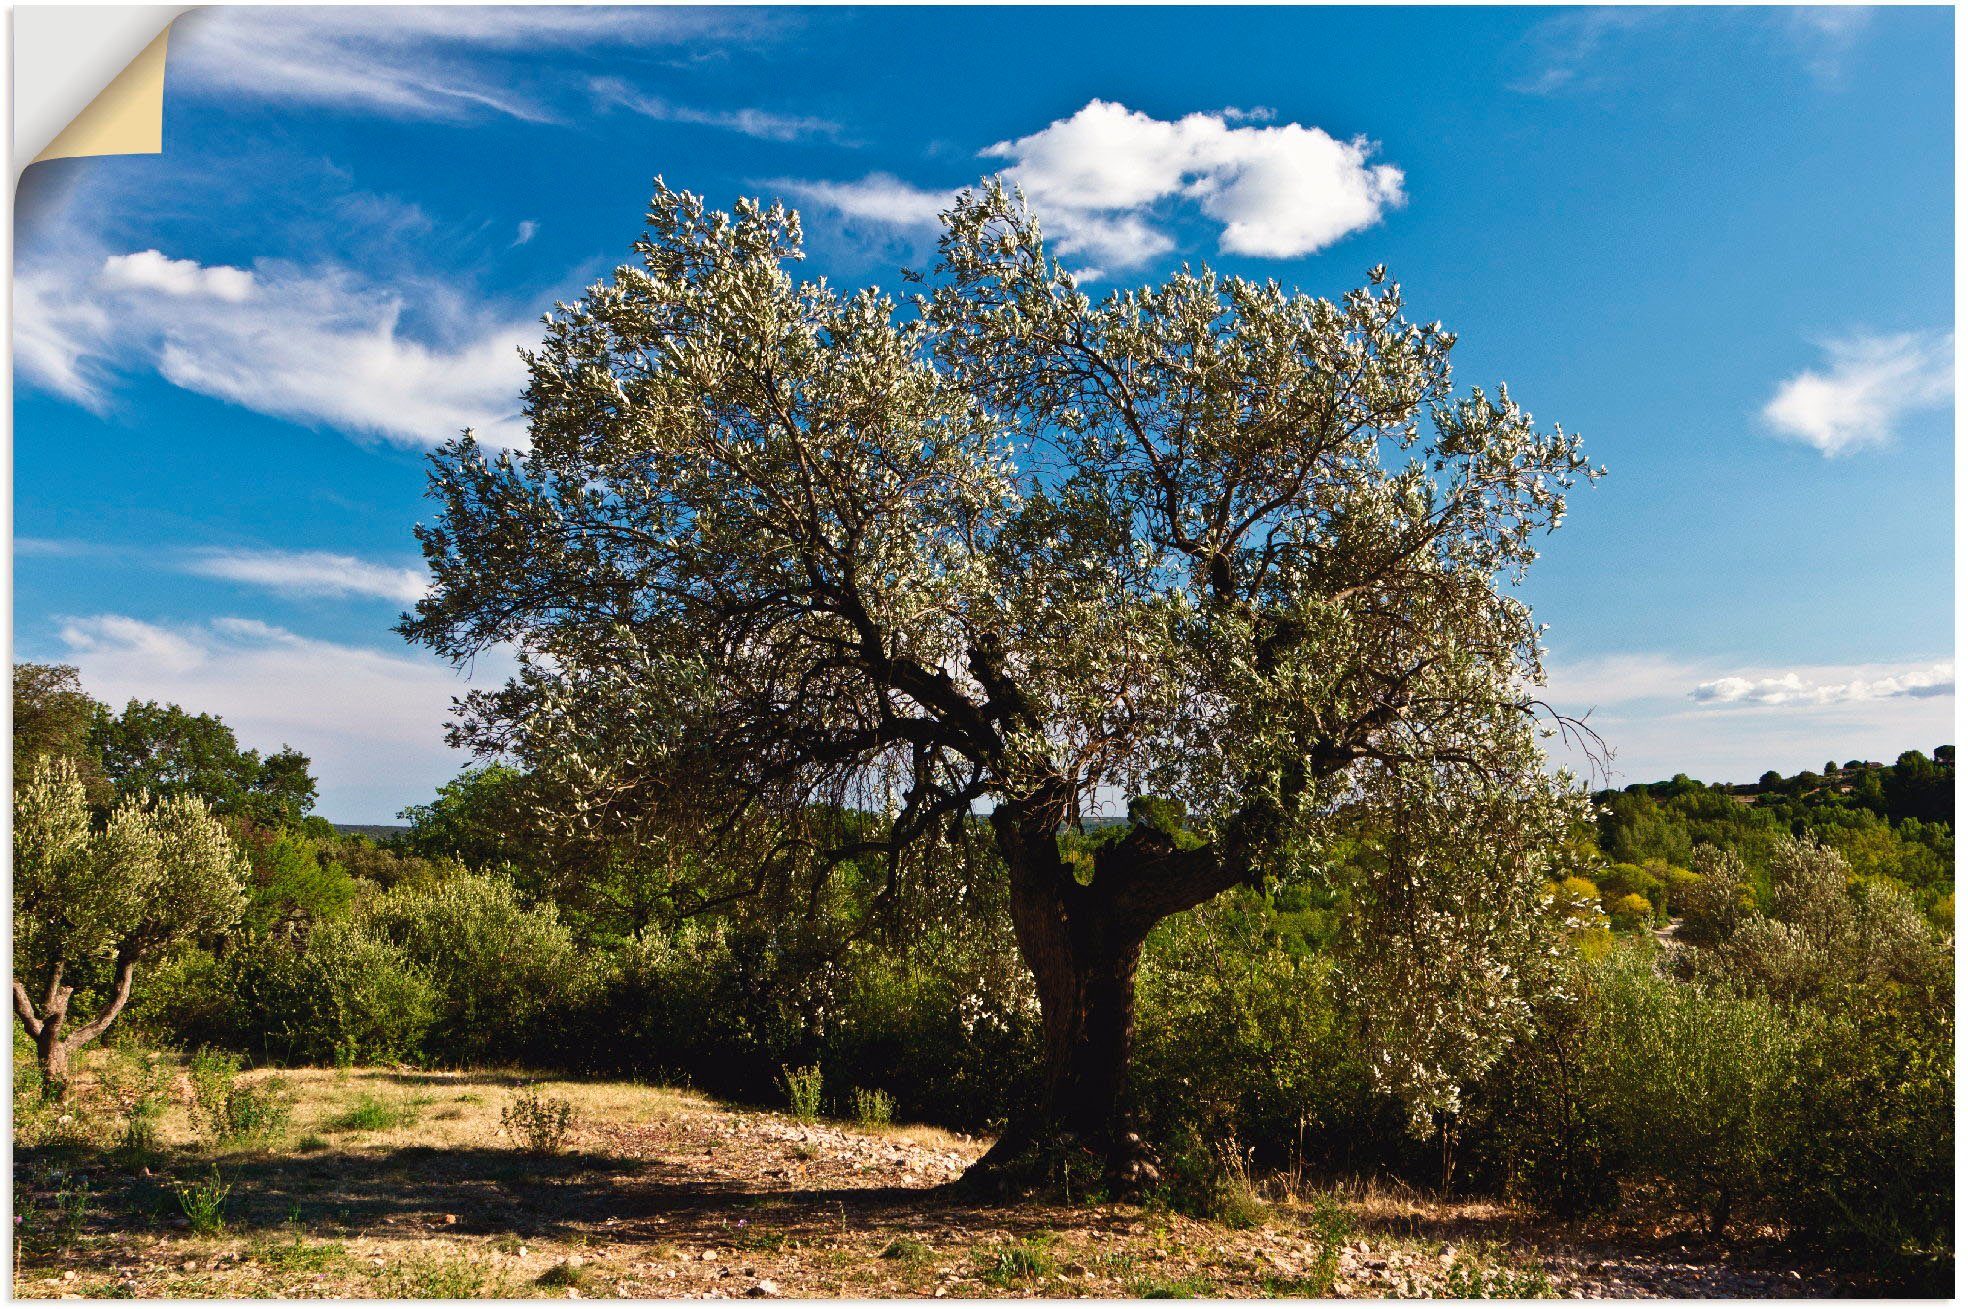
[968,794,1249,1192]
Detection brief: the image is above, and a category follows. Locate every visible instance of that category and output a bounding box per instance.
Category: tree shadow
[17,1140,1114,1248]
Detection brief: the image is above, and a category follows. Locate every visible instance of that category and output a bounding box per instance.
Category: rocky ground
[14,1064,1862,1298]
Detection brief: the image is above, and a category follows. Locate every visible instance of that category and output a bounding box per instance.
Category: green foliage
[324,1092,419,1133]
[355,869,584,1063]
[500,1084,576,1152]
[851,1086,895,1128]
[187,1048,292,1147]
[778,1063,823,1123]
[14,663,109,801]
[171,1165,232,1235]
[91,698,317,827]
[14,757,248,1084]
[975,1233,1057,1287]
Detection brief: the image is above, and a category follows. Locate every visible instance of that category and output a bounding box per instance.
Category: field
[14,1055,1851,1299]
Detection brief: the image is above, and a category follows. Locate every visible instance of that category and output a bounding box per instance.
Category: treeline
[11,665,1954,1286]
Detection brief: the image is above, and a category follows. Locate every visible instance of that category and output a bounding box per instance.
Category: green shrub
[779,1063,823,1122]
[357,869,584,1064]
[851,1086,894,1128]
[187,1049,292,1147]
[324,1092,419,1133]
[500,1085,576,1153]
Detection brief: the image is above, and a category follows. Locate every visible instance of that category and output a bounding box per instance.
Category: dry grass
[13,1049,1847,1299]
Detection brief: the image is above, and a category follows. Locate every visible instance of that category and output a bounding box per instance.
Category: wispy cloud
[512,220,539,247]
[1761,332,1953,456]
[51,614,508,822]
[18,247,535,447]
[768,173,949,231]
[1509,8,1659,96]
[778,99,1404,272]
[1540,650,1956,784]
[1511,8,1876,98]
[169,6,778,124]
[1781,6,1874,86]
[592,75,842,143]
[181,549,429,605]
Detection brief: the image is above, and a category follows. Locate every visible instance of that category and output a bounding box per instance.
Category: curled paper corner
[16,6,185,172]
[33,24,172,165]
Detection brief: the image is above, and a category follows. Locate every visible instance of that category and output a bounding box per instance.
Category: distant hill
[329,823,412,843]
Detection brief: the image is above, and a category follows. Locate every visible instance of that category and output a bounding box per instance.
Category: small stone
[442,1213,459,1225]
[566,1256,587,1272]
[745,1279,779,1298]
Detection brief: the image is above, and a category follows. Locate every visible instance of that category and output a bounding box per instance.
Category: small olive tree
[13,755,246,1094]
[403,180,1597,1182]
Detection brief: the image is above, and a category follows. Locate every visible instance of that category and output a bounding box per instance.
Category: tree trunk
[969,797,1241,1192]
[38,1027,73,1099]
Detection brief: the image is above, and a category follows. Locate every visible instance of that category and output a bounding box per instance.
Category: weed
[851,1086,895,1128]
[778,1063,823,1122]
[53,1174,91,1248]
[295,1134,330,1152]
[253,1232,347,1273]
[324,1092,418,1133]
[881,1235,934,1264]
[976,1233,1058,1287]
[188,1049,291,1147]
[376,1252,513,1298]
[172,1165,231,1235]
[501,1084,576,1152]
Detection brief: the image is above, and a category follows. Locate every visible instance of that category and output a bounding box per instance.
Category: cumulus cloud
[101,250,255,302]
[981,100,1405,265]
[51,614,507,822]
[169,6,777,123]
[592,76,842,142]
[1761,332,1953,456]
[778,100,1405,273]
[1692,662,1954,708]
[20,248,535,448]
[182,549,429,605]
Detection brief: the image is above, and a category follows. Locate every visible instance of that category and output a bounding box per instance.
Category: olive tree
[12,756,246,1094]
[402,180,1596,1182]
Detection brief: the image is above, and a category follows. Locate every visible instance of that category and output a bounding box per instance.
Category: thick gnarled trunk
[972,797,1243,1191]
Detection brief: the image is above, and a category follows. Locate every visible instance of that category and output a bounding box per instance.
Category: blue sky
[14,5,1954,822]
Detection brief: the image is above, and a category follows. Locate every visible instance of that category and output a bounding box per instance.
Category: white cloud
[51,615,508,822]
[20,248,535,448]
[14,267,111,409]
[182,549,429,605]
[512,220,539,246]
[1692,662,1954,707]
[169,6,775,123]
[981,100,1405,265]
[1538,649,1956,785]
[1782,7,1874,85]
[592,76,842,142]
[1761,332,1953,455]
[779,100,1404,272]
[101,250,255,302]
[771,173,949,230]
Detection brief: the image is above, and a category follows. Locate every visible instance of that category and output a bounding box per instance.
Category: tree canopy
[402,180,1599,1179]
[12,755,247,1091]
